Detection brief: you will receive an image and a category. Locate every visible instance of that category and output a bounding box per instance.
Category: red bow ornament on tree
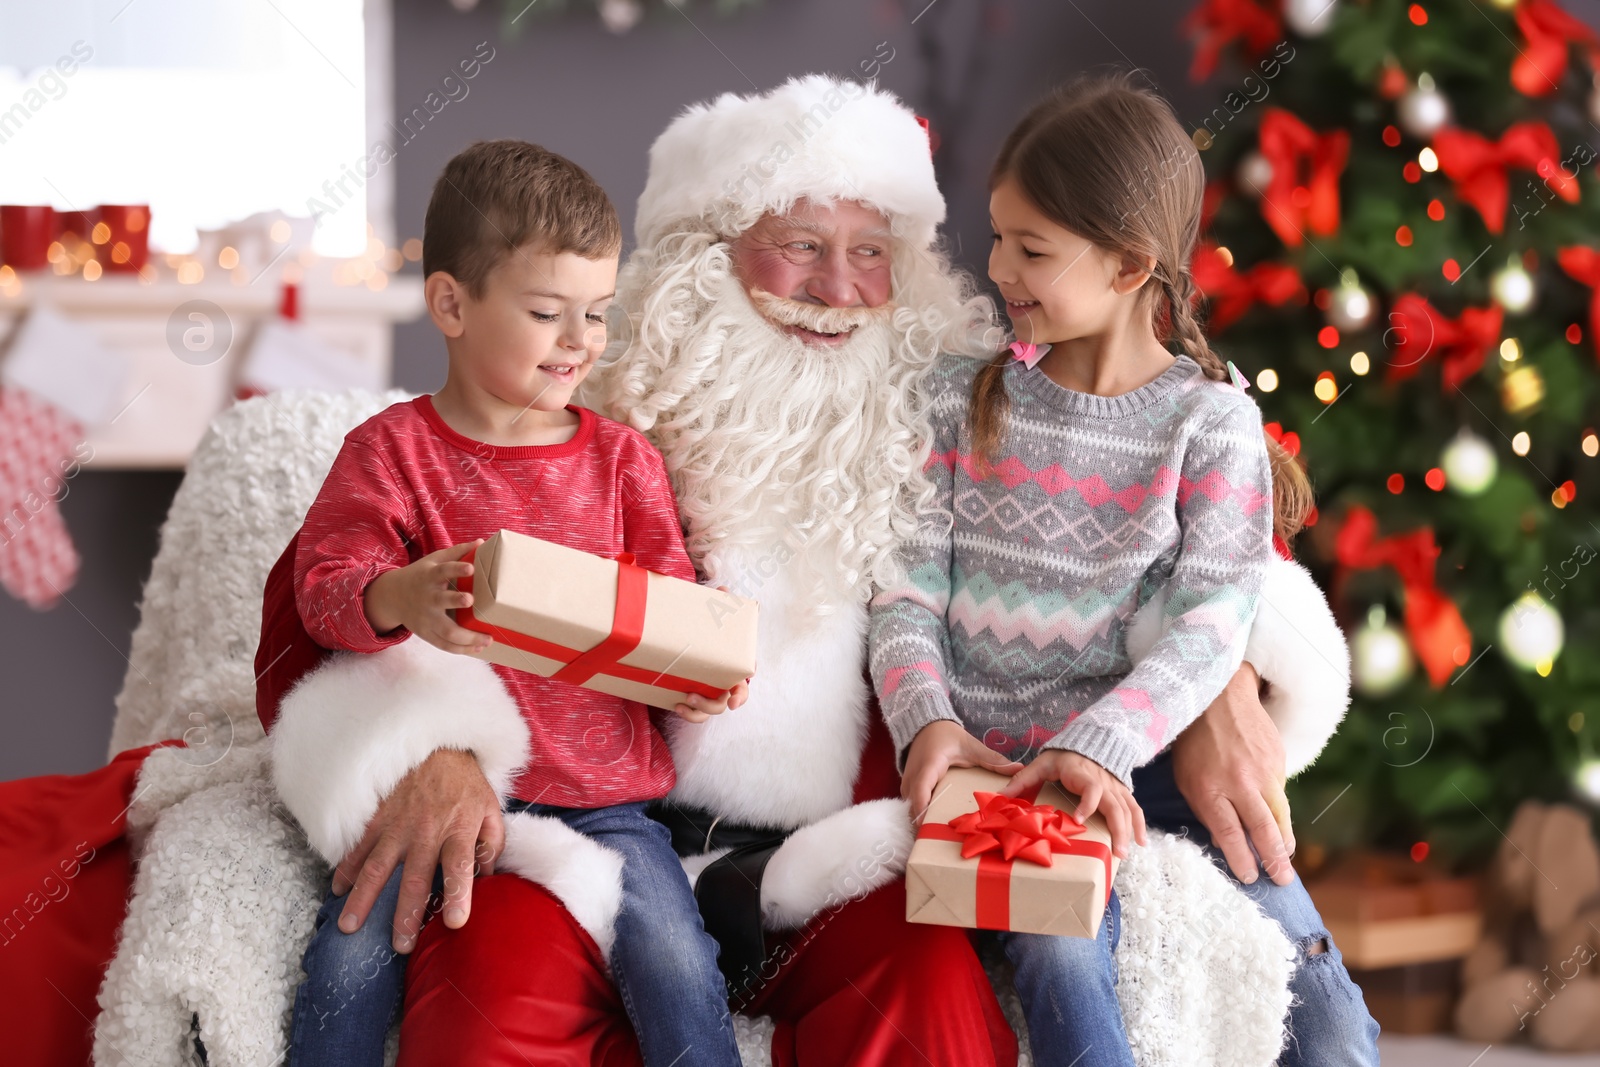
[1182,0,1282,82]
[1557,246,1600,361]
[1335,506,1471,687]
[1385,293,1504,391]
[1191,242,1306,332]
[1512,0,1600,97]
[1432,121,1579,234]
[1255,108,1349,247]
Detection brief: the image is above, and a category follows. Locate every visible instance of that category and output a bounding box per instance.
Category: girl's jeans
[991,750,1382,1067]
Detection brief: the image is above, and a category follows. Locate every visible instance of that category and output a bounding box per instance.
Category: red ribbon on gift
[1256,109,1348,247]
[1385,293,1503,391]
[1433,121,1578,235]
[917,787,1114,930]
[1192,242,1305,333]
[1334,506,1471,688]
[1512,0,1600,98]
[456,547,728,700]
[1558,246,1600,361]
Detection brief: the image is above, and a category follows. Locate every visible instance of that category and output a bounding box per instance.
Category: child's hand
[902,720,1025,825]
[672,678,748,723]
[1003,750,1148,860]
[673,583,755,723]
[364,539,493,656]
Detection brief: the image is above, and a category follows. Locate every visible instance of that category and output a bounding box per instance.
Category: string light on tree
[1490,258,1537,314]
[1237,151,1274,197]
[1577,758,1600,806]
[1256,367,1280,392]
[1326,269,1376,331]
[1352,606,1414,696]
[1440,429,1497,495]
[1285,0,1339,36]
[1498,592,1564,675]
[1398,72,1452,139]
[1502,364,1545,414]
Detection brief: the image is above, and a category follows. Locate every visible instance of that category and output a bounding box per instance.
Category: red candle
[1,205,58,271]
[95,204,151,273]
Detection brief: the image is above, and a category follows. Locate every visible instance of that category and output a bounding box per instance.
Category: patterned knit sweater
[868,351,1275,786]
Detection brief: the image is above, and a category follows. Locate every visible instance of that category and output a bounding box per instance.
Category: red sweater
[290,395,694,807]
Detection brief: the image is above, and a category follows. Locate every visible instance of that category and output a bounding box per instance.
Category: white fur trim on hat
[498,812,626,960]
[634,74,945,251]
[269,637,530,865]
[1126,554,1351,777]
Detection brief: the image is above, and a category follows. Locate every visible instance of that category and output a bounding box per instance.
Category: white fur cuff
[1246,556,1351,776]
[498,813,626,960]
[760,798,912,930]
[269,637,530,865]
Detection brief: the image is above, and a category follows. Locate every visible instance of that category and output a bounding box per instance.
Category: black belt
[650,801,792,1005]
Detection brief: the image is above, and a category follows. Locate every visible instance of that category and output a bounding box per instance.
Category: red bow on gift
[1432,121,1579,235]
[1335,506,1471,687]
[1385,293,1503,391]
[1192,242,1305,332]
[1182,0,1282,82]
[945,791,1088,867]
[1256,109,1348,247]
[1558,246,1600,361]
[918,789,1114,929]
[1512,0,1600,97]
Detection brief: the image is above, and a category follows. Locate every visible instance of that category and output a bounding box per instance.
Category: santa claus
[265,76,1357,1065]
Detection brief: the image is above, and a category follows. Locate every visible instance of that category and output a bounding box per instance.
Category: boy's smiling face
[430,245,618,419]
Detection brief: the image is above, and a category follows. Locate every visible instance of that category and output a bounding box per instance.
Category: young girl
[869,73,1377,1067]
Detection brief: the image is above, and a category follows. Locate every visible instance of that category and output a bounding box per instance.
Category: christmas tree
[1183,0,1600,864]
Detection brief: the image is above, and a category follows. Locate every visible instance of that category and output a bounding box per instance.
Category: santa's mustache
[747,289,894,336]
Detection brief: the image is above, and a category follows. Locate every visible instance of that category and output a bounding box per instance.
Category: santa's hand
[364,538,493,655]
[1003,749,1147,860]
[330,748,504,953]
[672,678,747,723]
[901,719,1023,825]
[1171,661,1295,886]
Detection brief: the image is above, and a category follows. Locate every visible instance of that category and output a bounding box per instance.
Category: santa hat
[634,75,945,252]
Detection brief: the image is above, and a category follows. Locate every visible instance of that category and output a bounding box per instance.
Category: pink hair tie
[1008,341,1049,369]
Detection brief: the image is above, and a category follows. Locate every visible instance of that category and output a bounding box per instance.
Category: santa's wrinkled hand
[1172,661,1295,886]
[901,719,1023,825]
[331,747,504,953]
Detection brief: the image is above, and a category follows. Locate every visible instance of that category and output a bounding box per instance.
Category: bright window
[0,0,368,256]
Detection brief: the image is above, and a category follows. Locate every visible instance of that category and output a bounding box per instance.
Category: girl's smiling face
[988,177,1132,347]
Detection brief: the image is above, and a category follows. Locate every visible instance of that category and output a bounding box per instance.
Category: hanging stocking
[0,306,127,609]
[0,386,85,607]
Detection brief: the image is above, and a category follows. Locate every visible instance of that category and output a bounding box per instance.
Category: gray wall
[14,0,1597,779]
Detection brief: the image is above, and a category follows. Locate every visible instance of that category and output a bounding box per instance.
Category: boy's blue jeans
[287,800,741,1067]
[993,750,1382,1067]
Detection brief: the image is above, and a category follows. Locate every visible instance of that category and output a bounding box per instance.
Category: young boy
[285,140,746,1067]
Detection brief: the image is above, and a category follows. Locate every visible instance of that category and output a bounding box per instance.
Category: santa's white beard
[590,234,936,621]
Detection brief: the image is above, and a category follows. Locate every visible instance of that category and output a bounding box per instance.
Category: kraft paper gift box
[906,766,1118,938]
[454,529,758,710]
